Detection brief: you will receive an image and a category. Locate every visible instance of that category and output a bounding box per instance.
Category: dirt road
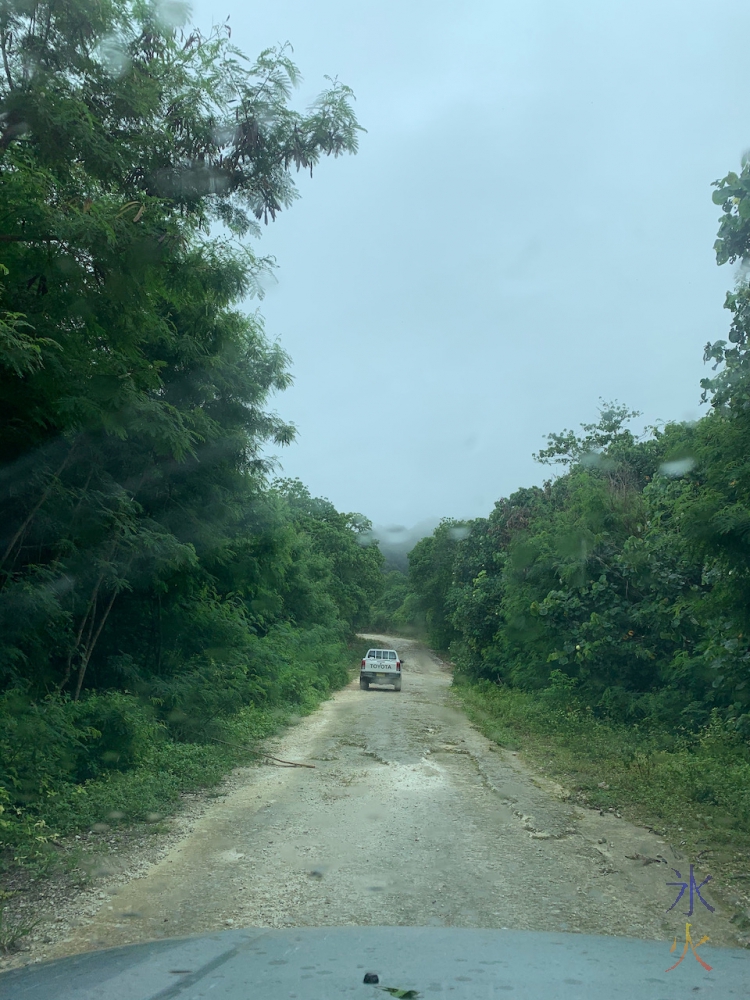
[20,636,745,965]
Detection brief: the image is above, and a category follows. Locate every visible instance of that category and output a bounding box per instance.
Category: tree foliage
[0,1,380,841]
[404,406,750,731]
[399,160,750,736]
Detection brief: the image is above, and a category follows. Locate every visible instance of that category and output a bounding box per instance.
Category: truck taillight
[397,662,401,671]
[361,659,365,668]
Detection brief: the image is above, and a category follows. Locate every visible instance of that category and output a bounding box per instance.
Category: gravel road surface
[10,635,742,968]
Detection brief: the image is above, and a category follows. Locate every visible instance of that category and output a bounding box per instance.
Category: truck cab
[360,648,403,691]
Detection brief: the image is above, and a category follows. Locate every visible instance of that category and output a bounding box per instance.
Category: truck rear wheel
[359,677,369,690]
[394,681,402,691]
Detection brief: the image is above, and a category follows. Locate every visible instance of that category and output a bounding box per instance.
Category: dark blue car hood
[1,925,748,999]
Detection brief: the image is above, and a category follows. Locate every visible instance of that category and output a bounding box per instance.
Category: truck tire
[359,677,369,690]
[394,681,402,692]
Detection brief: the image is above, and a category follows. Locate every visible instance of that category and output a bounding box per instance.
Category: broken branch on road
[207,736,315,769]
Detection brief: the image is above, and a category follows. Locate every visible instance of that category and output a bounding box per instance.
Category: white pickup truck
[360,647,403,691]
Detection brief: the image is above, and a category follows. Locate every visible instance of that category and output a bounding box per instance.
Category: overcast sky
[192,0,750,531]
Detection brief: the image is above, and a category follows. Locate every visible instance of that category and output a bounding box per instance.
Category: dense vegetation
[405,402,750,733]
[0,0,383,861]
[405,405,750,738]
[384,161,750,861]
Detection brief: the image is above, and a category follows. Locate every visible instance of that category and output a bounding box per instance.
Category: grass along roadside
[0,640,358,956]
[453,676,750,939]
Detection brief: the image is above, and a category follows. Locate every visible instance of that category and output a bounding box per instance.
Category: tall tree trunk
[73,584,119,701]
[1,441,77,572]
[58,571,104,694]
[58,533,120,694]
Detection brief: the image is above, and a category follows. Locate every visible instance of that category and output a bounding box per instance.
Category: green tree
[0,3,379,844]
[272,479,385,630]
[0,0,361,699]
[407,519,468,649]
[368,570,410,630]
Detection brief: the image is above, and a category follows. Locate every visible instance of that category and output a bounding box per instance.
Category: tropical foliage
[0,0,381,854]
[399,157,750,741]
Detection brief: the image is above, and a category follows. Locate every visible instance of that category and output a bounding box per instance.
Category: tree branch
[74,582,119,700]
[0,29,14,91]
[0,234,59,242]
[1,442,77,570]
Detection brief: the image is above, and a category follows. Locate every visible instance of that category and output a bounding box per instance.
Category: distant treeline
[384,159,750,736]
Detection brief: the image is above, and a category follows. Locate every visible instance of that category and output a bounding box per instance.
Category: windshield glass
[1,0,749,994]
